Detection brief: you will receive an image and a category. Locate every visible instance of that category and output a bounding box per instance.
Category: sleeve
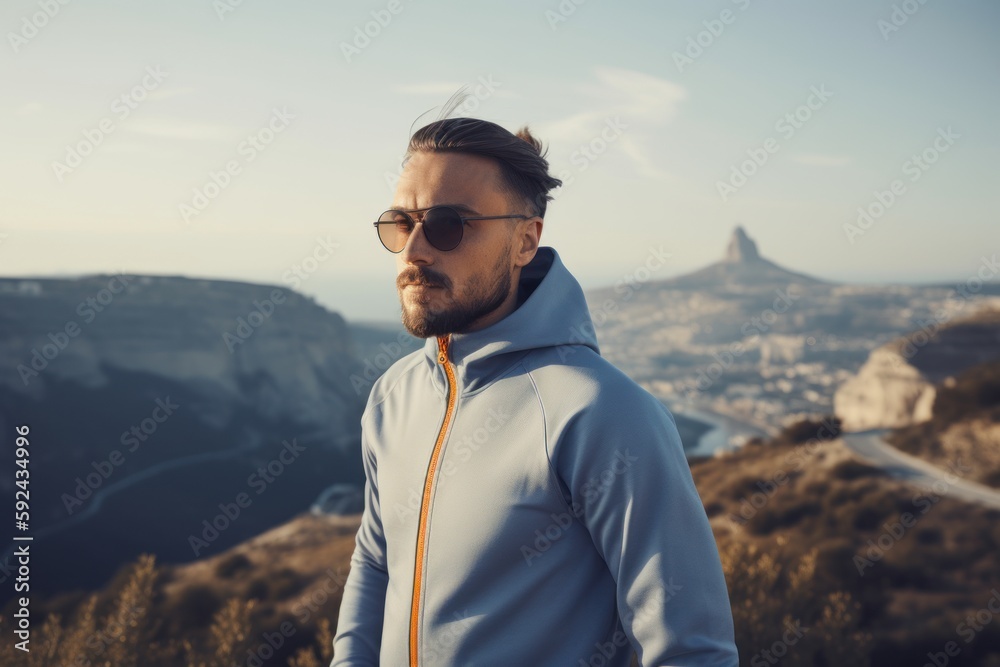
[330,414,388,666]
[553,388,739,666]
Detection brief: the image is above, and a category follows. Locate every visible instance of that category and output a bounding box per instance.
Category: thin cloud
[619,135,673,182]
[537,66,688,182]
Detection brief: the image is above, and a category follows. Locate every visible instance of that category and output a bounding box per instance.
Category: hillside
[885,356,1000,488]
[0,275,369,598]
[694,419,1000,666]
[12,413,1000,666]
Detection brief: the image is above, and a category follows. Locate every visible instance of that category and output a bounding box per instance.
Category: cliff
[834,308,1000,430]
[0,274,371,597]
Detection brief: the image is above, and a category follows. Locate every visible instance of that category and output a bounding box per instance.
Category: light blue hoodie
[331,246,738,666]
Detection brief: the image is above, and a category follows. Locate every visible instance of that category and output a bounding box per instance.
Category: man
[331,115,738,666]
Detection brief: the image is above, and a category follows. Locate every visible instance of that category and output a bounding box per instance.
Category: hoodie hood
[420,246,600,395]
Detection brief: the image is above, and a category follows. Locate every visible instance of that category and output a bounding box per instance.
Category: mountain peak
[724,225,760,263]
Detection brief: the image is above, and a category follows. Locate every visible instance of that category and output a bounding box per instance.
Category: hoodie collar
[421,246,600,395]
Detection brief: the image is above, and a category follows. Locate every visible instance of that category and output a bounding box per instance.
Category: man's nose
[400,221,434,265]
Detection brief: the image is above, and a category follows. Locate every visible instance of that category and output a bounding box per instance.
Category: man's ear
[514,218,543,268]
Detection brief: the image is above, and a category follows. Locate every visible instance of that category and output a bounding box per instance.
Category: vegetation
[695,417,1000,666]
[0,553,336,666]
[4,416,999,665]
[888,360,1000,488]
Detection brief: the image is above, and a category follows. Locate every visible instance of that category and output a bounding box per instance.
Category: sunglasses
[374,206,531,253]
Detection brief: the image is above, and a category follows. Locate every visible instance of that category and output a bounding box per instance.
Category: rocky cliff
[0,274,371,597]
[834,308,1000,430]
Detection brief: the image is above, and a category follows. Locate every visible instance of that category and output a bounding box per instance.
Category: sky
[1,0,997,322]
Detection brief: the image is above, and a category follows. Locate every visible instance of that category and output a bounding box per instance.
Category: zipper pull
[437,334,450,364]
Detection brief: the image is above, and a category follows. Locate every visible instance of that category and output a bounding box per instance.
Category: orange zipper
[409,333,457,666]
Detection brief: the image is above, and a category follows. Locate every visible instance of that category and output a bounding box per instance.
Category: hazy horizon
[1,233,993,323]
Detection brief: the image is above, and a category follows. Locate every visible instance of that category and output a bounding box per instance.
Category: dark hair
[404,116,563,219]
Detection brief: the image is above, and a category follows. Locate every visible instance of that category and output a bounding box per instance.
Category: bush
[746,499,821,535]
[173,585,221,627]
[271,568,307,598]
[215,552,253,578]
[832,460,887,481]
[247,577,270,600]
[916,527,943,546]
[781,416,842,445]
[933,360,1000,423]
[852,505,888,531]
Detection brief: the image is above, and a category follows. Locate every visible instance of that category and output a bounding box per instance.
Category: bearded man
[331,115,738,667]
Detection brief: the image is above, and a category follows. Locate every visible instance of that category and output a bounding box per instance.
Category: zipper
[409,333,457,666]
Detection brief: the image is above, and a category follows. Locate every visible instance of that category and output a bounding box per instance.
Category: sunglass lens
[423,207,463,251]
[377,210,411,253]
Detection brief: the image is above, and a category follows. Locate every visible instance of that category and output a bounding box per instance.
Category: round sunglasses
[374,206,530,253]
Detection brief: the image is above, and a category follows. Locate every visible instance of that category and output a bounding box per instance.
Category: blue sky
[1,0,997,321]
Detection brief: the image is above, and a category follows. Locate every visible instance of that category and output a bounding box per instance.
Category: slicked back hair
[403,117,563,219]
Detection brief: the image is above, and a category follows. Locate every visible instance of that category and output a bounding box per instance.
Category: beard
[397,243,514,338]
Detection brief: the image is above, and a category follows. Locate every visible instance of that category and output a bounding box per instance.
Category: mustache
[397,267,449,290]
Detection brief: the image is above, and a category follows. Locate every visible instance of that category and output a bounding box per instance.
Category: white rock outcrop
[834,346,936,431]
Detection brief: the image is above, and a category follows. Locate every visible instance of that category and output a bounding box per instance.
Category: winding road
[841,428,1000,511]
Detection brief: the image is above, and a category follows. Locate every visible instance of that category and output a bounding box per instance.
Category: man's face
[390,150,532,338]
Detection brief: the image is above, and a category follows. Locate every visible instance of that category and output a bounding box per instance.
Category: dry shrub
[720,541,872,666]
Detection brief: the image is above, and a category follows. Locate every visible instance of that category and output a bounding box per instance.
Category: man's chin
[400,303,444,339]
